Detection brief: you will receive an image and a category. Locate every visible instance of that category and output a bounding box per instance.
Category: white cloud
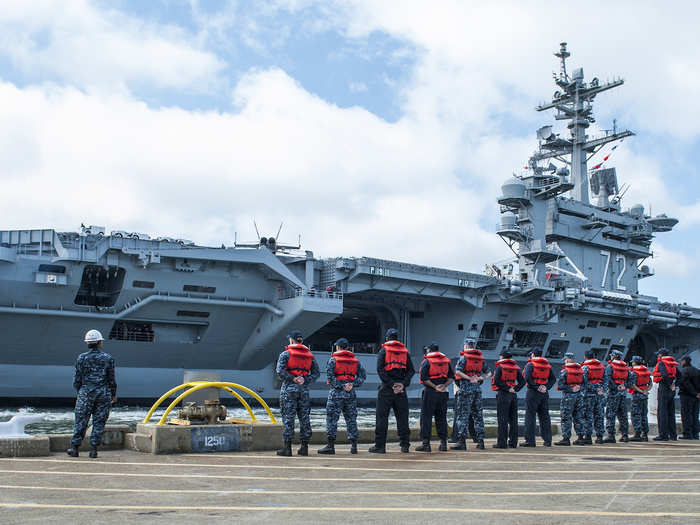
[0,0,224,93]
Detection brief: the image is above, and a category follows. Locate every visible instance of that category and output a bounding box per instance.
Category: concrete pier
[0,437,698,524]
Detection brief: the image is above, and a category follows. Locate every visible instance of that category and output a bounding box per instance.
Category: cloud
[0,0,224,93]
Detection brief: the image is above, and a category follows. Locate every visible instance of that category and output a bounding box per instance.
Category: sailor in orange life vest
[555,352,587,446]
[275,330,320,457]
[451,337,490,451]
[581,349,606,444]
[491,349,525,449]
[520,347,556,447]
[416,342,454,452]
[369,328,415,454]
[317,338,367,455]
[653,348,681,441]
[602,349,636,443]
[628,355,651,442]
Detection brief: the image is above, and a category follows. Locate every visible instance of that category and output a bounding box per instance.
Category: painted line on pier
[1,458,695,475]
[1,503,698,518]
[1,470,697,484]
[1,484,698,497]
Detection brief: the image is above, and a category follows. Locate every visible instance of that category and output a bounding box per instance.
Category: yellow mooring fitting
[142,381,278,426]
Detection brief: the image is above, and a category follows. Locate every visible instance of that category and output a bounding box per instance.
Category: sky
[0,0,698,304]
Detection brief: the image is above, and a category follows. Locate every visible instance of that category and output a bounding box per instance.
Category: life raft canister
[610,360,629,384]
[382,341,409,371]
[285,344,314,376]
[582,359,604,384]
[628,365,651,394]
[420,352,451,384]
[653,356,679,383]
[529,357,552,385]
[491,359,520,391]
[332,350,359,382]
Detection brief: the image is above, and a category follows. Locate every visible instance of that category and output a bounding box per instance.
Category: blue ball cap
[287,329,303,340]
[656,347,668,356]
[564,352,575,359]
[611,350,623,358]
[463,337,476,346]
[428,341,439,352]
[500,350,512,359]
[631,355,643,363]
[385,328,399,340]
[334,338,349,349]
[531,347,543,357]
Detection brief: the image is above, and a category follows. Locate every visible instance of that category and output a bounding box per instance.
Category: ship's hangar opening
[305,305,386,354]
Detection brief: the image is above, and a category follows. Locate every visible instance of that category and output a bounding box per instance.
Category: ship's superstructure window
[546,339,569,358]
[109,321,154,342]
[38,264,65,273]
[177,310,210,318]
[74,265,126,307]
[477,322,504,351]
[600,338,611,346]
[133,280,155,289]
[580,336,593,344]
[586,320,598,328]
[183,285,216,294]
[625,324,634,330]
[457,323,464,331]
[510,330,548,354]
[600,321,618,328]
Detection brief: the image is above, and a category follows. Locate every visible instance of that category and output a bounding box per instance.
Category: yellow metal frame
[142,381,278,426]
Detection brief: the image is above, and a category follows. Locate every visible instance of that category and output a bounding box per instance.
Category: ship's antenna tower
[534,42,634,204]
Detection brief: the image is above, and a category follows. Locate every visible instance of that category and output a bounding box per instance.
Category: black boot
[66,447,79,457]
[555,437,571,446]
[520,441,536,447]
[620,434,629,443]
[317,439,335,455]
[415,441,431,452]
[297,440,309,456]
[439,440,447,452]
[641,432,649,442]
[602,435,616,443]
[89,447,98,459]
[350,440,358,454]
[450,440,467,450]
[368,445,386,454]
[595,435,605,444]
[629,432,642,442]
[476,440,485,450]
[583,435,593,445]
[400,443,410,453]
[653,435,668,441]
[572,436,586,445]
[276,440,292,456]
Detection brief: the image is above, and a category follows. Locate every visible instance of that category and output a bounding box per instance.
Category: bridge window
[509,330,548,355]
[600,321,618,328]
[184,285,216,293]
[477,322,504,351]
[177,310,210,318]
[38,264,66,273]
[546,339,569,358]
[133,280,155,289]
[580,336,592,344]
[586,320,598,328]
[74,265,126,307]
[600,338,611,346]
[109,321,154,342]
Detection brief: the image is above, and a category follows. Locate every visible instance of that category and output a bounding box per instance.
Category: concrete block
[125,432,153,453]
[0,436,50,457]
[243,423,283,451]
[48,434,72,452]
[77,424,130,451]
[137,423,192,454]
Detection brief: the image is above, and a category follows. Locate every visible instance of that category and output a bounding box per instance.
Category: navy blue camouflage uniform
[581,363,606,439]
[454,356,489,442]
[71,348,117,448]
[604,364,636,437]
[325,356,367,441]
[557,367,586,440]
[630,386,650,435]
[276,351,320,442]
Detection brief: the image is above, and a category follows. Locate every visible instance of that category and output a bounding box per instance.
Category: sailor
[318,338,367,455]
[521,347,555,447]
[67,329,117,458]
[451,337,490,451]
[370,328,415,454]
[276,330,320,456]
[416,342,453,452]
[628,356,651,441]
[491,349,524,449]
[581,350,606,444]
[602,350,635,443]
[678,354,700,440]
[652,348,680,441]
[556,352,586,446]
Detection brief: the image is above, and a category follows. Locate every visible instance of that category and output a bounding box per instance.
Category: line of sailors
[274,328,700,455]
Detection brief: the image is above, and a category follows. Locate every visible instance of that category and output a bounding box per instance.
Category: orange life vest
[653,356,679,383]
[628,365,651,393]
[610,360,629,384]
[421,352,451,384]
[491,359,520,391]
[382,341,409,371]
[582,359,605,384]
[332,350,359,382]
[460,349,484,376]
[563,363,583,386]
[285,344,314,376]
[529,357,552,385]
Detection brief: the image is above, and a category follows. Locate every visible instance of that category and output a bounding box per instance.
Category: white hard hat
[84,329,104,343]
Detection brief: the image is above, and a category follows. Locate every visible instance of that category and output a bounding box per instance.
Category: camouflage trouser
[560,392,585,439]
[325,395,359,441]
[280,387,312,442]
[583,391,606,438]
[71,387,112,447]
[630,394,649,434]
[455,390,485,441]
[605,393,629,436]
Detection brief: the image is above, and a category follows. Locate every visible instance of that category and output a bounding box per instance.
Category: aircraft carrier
[1,43,699,405]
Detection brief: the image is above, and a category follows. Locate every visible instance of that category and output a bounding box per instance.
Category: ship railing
[280,288,344,300]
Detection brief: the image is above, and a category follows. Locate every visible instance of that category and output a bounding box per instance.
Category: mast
[533,42,633,204]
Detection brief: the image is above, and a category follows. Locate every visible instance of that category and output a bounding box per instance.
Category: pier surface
[1,438,699,524]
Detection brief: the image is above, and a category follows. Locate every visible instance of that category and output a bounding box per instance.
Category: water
[0,406,561,434]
